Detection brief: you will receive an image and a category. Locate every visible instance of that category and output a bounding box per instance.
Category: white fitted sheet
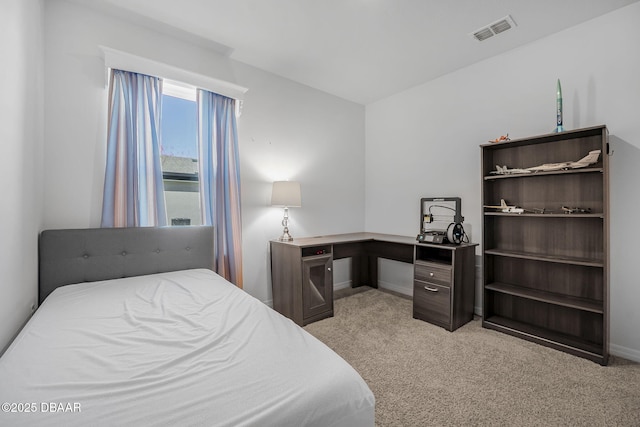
[0,269,374,426]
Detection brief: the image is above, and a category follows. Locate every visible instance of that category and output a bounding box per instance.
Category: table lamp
[271,181,302,242]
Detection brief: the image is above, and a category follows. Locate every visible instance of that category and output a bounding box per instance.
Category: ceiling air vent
[470,15,517,41]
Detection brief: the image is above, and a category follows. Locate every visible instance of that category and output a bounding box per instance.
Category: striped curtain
[197,89,243,288]
[101,69,167,227]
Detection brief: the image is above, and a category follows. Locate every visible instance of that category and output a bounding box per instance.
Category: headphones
[446,222,465,245]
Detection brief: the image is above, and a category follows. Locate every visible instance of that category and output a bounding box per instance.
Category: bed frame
[38,226,214,304]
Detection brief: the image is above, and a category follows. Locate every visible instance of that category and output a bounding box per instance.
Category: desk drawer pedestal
[413,281,451,327]
[412,245,476,332]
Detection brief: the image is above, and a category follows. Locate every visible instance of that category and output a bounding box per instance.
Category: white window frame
[100,46,248,101]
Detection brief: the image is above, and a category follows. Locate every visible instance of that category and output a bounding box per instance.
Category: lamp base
[278,226,293,242]
[277,208,294,241]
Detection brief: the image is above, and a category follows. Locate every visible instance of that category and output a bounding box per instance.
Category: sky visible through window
[161,94,197,159]
[160,93,201,226]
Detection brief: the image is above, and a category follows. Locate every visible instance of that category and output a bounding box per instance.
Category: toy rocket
[555,79,564,132]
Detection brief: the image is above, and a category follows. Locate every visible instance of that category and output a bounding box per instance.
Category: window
[161,80,201,226]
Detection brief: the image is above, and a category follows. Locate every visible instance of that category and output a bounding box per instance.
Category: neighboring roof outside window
[161,155,199,183]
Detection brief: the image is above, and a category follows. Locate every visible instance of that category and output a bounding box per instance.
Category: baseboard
[610,343,640,363]
[333,280,352,291]
[378,280,412,297]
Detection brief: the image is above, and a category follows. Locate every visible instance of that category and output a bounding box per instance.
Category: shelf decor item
[480,125,609,365]
[555,79,564,133]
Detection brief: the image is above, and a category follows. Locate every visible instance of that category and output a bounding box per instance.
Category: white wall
[365,3,640,361]
[42,0,365,304]
[0,0,45,353]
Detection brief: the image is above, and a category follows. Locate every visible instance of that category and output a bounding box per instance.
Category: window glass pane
[161,93,201,226]
[162,95,197,158]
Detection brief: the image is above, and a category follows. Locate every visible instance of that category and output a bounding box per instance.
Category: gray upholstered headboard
[38,226,214,304]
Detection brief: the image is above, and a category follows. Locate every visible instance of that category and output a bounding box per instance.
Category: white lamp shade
[271,181,302,207]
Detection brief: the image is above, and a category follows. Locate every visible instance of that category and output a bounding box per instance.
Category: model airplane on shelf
[490,150,601,175]
[484,199,524,214]
[562,206,592,214]
[527,150,601,172]
[491,165,532,175]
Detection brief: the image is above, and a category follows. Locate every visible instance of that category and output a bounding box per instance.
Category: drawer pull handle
[424,286,438,292]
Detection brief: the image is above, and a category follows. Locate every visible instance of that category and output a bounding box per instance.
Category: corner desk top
[271,232,477,250]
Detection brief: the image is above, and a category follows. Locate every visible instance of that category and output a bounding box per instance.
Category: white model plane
[491,165,532,175]
[526,150,601,172]
[484,199,524,214]
[490,150,601,175]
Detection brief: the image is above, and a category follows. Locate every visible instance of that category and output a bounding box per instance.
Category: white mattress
[0,269,374,426]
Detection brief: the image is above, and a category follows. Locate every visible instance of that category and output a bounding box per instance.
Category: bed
[0,226,374,426]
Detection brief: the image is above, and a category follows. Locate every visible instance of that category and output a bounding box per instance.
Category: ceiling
[78,0,640,105]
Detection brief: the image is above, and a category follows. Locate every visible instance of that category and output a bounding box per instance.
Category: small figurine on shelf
[489,133,510,143]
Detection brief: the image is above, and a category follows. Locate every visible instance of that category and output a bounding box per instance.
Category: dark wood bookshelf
[481,125,609,365]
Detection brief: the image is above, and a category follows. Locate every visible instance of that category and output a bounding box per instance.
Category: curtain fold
[101,69,167,228]
[197,90,243,288]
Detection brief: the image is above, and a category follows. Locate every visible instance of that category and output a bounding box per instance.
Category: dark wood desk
[270,233,477,331]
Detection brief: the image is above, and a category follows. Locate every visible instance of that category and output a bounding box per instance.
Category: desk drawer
[414,262,452,286]
[413,281,451,327]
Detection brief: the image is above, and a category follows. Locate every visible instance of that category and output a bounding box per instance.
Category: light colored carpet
[304,288,640,427]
